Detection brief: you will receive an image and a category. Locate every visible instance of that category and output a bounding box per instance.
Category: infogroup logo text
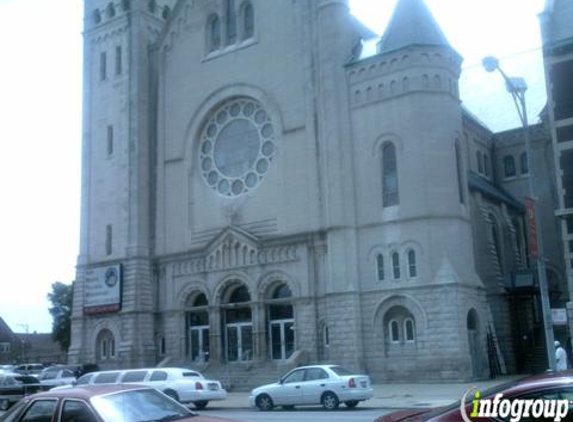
[460,387,569,422]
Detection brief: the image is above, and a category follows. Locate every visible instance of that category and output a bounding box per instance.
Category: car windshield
[329,366,354,376]
[91,389,196,422]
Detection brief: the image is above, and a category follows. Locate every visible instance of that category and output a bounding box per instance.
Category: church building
[69,0,567,384]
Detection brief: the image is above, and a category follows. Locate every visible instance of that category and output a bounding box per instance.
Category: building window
[0,342,10,353]
[504,155,516,177]
[407,250,417,278]
[100,52,107,81]
[455,142,464,204]
[392,251,400,279]
[520,151,529,174]
[241,1,254,40]
[97,329,115,360]
[115,46,122,75]
[483,153,489,177]
[223,283,253,362]
[225,0,237,45]
[208,14,221,51]
[477,150,483,173]
[106,225,112,255]
[382,143,399,207]
[107,125,114,155]
[376,254,385,281]
[389,320,400,343]
[404,318,415,342]
[268,284,294,360]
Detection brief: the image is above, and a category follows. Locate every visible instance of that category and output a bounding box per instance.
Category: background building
[70,0,567,385]
[539,0,573,355]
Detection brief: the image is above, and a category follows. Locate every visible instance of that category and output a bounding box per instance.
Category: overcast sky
[0,0,546,334]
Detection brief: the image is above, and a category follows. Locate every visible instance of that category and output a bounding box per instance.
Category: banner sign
[524,197,538,259]
[552,308,568,325]
[84,264,122,315]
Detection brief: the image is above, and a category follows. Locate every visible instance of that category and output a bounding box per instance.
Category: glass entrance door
[190,326,210,362]
[270,320,294,360]
[226,322,253,362]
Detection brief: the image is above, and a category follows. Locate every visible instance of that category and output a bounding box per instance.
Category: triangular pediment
[205,226,259,255]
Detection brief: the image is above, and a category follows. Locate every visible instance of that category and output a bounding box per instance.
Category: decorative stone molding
[172,226,299,277]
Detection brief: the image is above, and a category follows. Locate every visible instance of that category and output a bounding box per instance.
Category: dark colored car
[375,371,573,422]
[0,374,43,411]
[0,384,242,422]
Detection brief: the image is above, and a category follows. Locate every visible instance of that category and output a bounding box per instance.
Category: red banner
[524,197,538,259]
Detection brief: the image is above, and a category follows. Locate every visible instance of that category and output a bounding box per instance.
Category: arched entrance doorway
[267,284,294,360]
[222,284,253,362]
[186,293,210,362]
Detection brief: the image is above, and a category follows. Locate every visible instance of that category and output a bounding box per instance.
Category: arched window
[389,320,400,343]
[208,14,221,51]
[455,142,465,204]
[392,251,400,279]
[476,150,483,173]
[404,318,415,342]
[407,250,417,278]
[225,0,237,45]
[504,155,516,177]
[520,151,529,174]
[384,306,416,348]
[241,1,254,40]
[96,329,115,360]
[376,254,385,281]
[382,143,399,207]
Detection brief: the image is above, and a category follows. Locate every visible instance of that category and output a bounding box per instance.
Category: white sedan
[249,364,373,411]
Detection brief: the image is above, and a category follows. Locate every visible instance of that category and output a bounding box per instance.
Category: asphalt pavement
[209,375,523,410]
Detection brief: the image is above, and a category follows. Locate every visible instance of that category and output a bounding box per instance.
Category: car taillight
[195,381,203,390]
[348,378,356,388]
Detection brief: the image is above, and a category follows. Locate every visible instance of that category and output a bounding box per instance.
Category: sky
[0,0,546,334]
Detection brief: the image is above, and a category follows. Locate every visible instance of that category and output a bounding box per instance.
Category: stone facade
[70,0,566,384]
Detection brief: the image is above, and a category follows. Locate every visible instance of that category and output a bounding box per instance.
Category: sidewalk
[209,376,522,410]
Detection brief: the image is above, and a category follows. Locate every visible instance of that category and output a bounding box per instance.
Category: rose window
[200,98,276,197]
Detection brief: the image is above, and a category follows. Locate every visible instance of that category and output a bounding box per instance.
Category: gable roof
[377,0,451,54]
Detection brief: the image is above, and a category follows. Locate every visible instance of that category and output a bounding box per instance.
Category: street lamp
[482,56,556,371]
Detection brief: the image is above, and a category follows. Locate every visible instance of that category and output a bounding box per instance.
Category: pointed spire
[378,0,451,54]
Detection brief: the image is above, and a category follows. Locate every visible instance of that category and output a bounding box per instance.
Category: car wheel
[163,389,179,401]
[321,391,339,410]
[345,400,359,408]
[0,399,9,411]
[255,394,274,411]
[193,400,209,410]
[282,405,295,410]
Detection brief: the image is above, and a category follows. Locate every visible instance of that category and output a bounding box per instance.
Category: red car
[0,384,242,422]
[375,371,573,422]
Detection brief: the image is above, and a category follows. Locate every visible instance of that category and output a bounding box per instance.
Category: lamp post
[482,56,556,371]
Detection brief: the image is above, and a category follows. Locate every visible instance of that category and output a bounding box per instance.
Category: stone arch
[256,270,300,301]
[90,318,122,362]
[373,294,428,331]
[213,273,252,305]
[177,281,211,309]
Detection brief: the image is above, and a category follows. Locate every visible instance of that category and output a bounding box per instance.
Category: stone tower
[69,0,174,368]
[345,0,490,379]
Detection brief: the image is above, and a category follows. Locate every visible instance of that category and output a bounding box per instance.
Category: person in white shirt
[555,340,568,371]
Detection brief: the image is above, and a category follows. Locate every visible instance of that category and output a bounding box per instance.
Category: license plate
[208,383,218,391]
[360,381,367,388]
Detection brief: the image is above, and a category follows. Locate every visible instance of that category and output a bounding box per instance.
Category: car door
[300,367,330,405]
[275,369,305,405]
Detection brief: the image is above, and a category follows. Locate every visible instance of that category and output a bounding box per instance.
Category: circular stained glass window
[199,98,277,197]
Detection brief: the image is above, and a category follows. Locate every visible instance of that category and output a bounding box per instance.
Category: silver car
[249,364,373,411]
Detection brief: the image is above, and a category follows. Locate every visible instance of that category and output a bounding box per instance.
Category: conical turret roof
[378,0,451,54]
